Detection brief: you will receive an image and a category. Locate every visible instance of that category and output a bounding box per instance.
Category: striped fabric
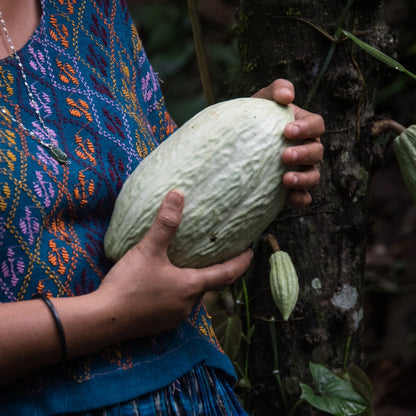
[66,364,247,416]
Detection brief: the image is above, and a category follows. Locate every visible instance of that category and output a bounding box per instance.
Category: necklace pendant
[48,146,69,164]
[0,12,70,167]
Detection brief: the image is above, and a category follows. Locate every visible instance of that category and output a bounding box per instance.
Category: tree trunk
[232,1,394,414]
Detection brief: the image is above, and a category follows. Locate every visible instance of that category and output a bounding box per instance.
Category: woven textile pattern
[0,0,173,301]
[0,0,231,413]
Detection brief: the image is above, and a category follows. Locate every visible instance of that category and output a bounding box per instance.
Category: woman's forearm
[0,190,253,387]
[0,292,116,386]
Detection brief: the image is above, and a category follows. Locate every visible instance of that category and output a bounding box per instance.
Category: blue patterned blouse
[0,0,235,414]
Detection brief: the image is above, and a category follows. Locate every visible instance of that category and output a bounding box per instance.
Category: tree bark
[232,1,394,414]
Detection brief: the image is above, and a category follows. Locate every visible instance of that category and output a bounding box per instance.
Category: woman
[0,0,324,414]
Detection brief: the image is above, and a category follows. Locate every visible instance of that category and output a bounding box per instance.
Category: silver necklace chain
[0,10,69,165]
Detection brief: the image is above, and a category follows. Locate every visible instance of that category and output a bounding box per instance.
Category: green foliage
[342,30,416,80]
[300,363,370,416]
[211,311,242,361]
[129,1,204,124]
[128,0,239,125]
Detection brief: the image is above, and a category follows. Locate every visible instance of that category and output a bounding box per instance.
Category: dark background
[127,1,416,414]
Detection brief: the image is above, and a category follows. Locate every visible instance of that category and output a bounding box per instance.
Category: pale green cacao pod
[104,98,295,268]
[269,250,299,321]
[393,125,416,203]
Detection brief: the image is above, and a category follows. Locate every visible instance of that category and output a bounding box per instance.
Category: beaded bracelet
[33,293,67,367]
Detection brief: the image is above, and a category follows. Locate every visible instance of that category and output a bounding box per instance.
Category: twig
[269,317,289,414]
[266,233,280,252]
[187,0,215,105]
[371,119,406,137]
[303,0,355,108]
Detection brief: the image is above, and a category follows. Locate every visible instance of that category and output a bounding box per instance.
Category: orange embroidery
[58,0,76,14]
[50,213,72,243]
[135,131,149,159]
[73,171,95,207]
[102,345,133,370]
[0,67,14,96]
[56,59,79,85]
[66,98,93,122]
[36,281,45,294]
[75,135,96,165]
[49,16,70,49]
[0,182,11,211]
[48,240,70,275]
[0,149,16,171]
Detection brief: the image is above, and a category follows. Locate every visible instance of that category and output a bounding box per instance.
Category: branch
[187,0,216,105]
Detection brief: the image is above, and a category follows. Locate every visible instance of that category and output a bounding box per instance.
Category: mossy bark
[232,1,394,414]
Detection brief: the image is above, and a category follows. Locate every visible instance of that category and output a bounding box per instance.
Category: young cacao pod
[393,124,416,203]
[267,235,299,321]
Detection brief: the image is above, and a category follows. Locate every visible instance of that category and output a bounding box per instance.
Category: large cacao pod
[104,98,294,268]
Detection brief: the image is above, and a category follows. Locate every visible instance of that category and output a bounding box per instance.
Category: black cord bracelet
[33,293,67,368]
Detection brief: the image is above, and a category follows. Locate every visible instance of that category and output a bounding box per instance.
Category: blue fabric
[64,363,247,416]
[0,0,237,414]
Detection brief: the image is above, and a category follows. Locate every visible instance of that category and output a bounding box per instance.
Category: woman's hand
[253,79,325,208]
[98,190,253,339]
[0,190,252,385]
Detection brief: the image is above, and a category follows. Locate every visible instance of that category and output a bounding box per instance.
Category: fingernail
[244,249,254,261]
[166,190,183,208]
[278,88,293,103]
[291,124,301,136]
[290,149,298,162]
[289,173,298,185]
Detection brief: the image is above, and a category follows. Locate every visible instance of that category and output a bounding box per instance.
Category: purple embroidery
[33,171,55,208]
[28,46,47,75]
[35,146,61,173]
[1,247,25,288]
[19,207,40,246]
[28,85,52,117]
[0,217,5,247]
[31,122,57,146]
[141,72,153,102]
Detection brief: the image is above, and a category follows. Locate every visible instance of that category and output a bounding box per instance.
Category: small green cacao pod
[393,124,416,203]
[269,250,299,321]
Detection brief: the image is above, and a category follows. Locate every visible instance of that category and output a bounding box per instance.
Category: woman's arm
[0,80,324,386]
[0,190,252,386]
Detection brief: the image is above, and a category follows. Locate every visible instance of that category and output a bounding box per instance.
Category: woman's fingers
[287,190,313,209]
[285,105,325,141]
[282,140,324,166]
[193,249,254,293]
[283,165,321,190]
[252,79,295,105]
[138,189,184,258]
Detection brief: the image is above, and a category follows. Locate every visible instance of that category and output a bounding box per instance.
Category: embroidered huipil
[0,0,235,414]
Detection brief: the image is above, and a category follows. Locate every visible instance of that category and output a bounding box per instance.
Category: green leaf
[342,30,416,80]
[346,364,374,414]
[212,311,242,361]
[300,363,369,416]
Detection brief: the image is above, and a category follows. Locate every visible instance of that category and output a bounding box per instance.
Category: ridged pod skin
[393,125,416,203]
[104,98,295,268]
[269,251,299,321]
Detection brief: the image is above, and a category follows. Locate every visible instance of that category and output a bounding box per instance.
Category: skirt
[64,363,248,416]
